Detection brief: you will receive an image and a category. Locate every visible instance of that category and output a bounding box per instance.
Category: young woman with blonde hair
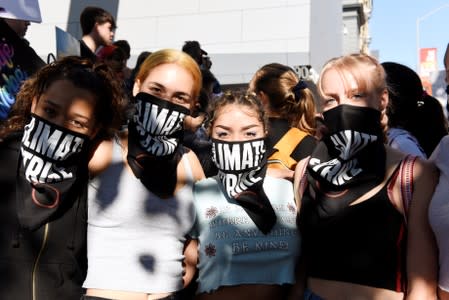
[295,54,438,299]
[83,49,205,300]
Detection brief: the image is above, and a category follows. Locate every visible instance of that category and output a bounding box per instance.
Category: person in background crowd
[113,40,131,60]
[182,40,222,96]
[113,39,132,82]
[294,53,438,299]
[200,68,219,102]
[182,40,207,67]
[96,45,127,83]
[382,62,427,158]
[79,6,116,62]
[0,56,127,300]
[186,91,301,300]
[183,68,220,178]
[82,49,205,300]
[96,45,130,129]
[0,4,46,120]
[415,92,448,157]
[126,51,152,97]
[429,132,449,300]
[249,63,317,178]
[443,42,449,117]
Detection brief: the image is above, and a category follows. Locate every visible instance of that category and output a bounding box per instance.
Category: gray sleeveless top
[83,139,195,293]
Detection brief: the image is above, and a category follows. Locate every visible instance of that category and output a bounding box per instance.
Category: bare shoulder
[383,147,437,216]
[386,146,437,188]
[411,157,438,212]
[88,138,115,178]
[414,156,438,178]
[411,158,438,206]
[293,157,310,186]
[293,156,311,209]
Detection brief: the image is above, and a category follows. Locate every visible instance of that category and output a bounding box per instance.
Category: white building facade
[26,0,371,85]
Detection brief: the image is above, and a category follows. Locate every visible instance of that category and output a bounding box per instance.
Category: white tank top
[83,139,195,293]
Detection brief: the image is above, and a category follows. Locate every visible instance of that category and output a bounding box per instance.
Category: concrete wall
[343,10,360,54]
[309,0,342,72]
[26,0,343,84]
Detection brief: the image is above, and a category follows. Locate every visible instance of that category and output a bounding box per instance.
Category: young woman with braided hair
[249,63,318,178]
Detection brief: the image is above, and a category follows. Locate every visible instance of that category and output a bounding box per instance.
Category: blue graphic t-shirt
[190,176,301,293]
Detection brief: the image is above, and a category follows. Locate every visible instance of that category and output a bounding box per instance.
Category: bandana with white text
[212,138,277,234]
[306,105,386,217]
[308,105,386,191]
[17,114,89,230]
[127,92,190,197]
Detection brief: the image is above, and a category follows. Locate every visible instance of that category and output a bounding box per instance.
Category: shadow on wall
[66,0,119,39]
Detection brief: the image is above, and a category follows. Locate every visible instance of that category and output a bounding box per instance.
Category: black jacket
[79,40,97,62]
[0,133,88,300]
[0,20,46,120]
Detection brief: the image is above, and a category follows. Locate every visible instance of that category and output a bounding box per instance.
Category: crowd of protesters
[1,3,449,300]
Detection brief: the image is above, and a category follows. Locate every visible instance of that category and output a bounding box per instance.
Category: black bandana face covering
[17,114,90,230]
[127,92,190,197]
[130,92,190,156]
[308,105,386,191]
[211,138,277,234]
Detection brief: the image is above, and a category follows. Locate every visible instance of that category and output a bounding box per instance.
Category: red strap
[399,155,417,224]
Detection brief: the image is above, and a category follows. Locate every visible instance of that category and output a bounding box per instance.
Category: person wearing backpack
[249,63,318,180]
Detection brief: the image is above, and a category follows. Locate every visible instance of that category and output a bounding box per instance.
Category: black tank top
[299,164,406,292]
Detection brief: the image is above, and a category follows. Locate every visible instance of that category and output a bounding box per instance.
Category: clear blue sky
[370,0,449,72]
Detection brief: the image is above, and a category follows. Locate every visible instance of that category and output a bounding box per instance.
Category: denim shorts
[303,288,325,300]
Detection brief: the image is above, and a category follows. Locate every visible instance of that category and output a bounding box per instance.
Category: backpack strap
[399,155,416,224]
[268,128,308,170]
[387,155,417,224]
